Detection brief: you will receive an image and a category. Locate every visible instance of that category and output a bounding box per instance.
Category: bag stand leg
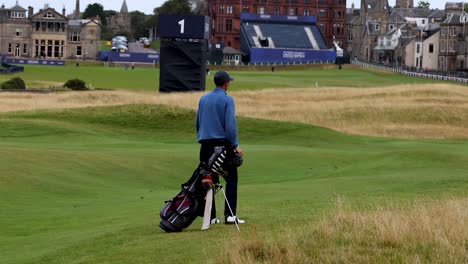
[215,184,240,232]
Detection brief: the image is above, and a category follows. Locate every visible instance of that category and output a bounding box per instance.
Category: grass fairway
[1,105,467,263]
[0,64,452,91]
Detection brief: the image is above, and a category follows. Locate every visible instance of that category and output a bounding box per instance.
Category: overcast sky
[3,0,450,15]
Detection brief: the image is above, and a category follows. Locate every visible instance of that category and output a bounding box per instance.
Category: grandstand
[240,14,336,64]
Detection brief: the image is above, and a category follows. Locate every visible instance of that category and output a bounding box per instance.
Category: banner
[99,51,160,63]
[250,48,336,63]
[4,59,65,66]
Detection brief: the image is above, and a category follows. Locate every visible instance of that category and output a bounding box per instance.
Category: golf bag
[159,146,236,233]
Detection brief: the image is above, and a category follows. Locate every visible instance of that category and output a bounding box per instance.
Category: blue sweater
[196,87,239,147]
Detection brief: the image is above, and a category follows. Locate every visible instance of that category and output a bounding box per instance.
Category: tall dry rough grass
[219,198,468,264]
[1,83,468,139]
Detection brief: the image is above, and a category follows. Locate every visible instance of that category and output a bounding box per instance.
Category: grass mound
[1,104,467,264]
[222,198,468,264]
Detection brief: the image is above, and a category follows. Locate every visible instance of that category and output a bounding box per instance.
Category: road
[128,42,158,53]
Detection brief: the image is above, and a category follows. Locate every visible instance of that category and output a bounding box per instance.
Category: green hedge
[1,77,26,90]
[64,79,88,91]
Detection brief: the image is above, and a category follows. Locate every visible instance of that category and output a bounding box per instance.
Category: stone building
[0,2,101,60]
[395,0,413,8]
[438,13,467,71]
[107,0,131,35]
[351,0,391,61]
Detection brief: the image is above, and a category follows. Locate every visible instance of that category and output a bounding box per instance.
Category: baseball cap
[214,71,234,84]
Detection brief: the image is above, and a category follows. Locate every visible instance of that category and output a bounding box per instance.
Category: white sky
[4,0,451,15]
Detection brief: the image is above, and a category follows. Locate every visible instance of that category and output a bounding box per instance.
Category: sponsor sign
[100,51,160,63]
[5,59,65,66]
[250,48,336,63]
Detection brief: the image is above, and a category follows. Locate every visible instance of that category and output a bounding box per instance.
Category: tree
[130,11,150,39]
[417,1,430,9]
[104,10,117,19]
[465,3,468,12]
[82,3,107,25]
[155,0,191,15]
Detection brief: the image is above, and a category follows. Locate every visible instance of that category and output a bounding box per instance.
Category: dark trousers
[199,141,238,218]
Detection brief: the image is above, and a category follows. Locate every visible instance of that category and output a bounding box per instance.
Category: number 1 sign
[159,14,209,40]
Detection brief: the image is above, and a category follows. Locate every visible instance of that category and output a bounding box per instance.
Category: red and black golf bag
[159,146,243,232]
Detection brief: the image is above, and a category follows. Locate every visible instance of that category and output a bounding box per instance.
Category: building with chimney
[395,0,413,8]
[0,2,101,60]
[207,0,346,49]
[351,0,391,61]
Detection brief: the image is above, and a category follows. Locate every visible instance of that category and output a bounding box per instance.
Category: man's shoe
[225,216,245,224]
[210,218,220,224]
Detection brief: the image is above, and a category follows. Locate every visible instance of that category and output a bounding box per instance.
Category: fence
[353,60,468,84]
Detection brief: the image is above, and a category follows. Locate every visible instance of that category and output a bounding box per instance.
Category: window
[47,40,52,57]
[76,46,82,56]
[289,8,297,15]
[440,40,446,52]
[389,24,394,30]
[242,6,249,13]
[227,6,233,14]
[273,7,280,15]
[451,27,456,36]
[257,7,265,14]
[14,29,22,37]
[69,32,81,42]
[304,9,310,16]
[422,19,425,24]
[429,44,434,53]
[439,57,445,70]
[11,11,25,18]
[451,41,456,52]
[417,44,420,53]
[54,40,60,58]
[305,0,311,3]
[8,43,12,53]
[45,12,54,18]
[375,24,380,30]
[219,5,224,13]
[226,19,233,31]
[319,9,325,17]
[23,44,27,54]
[441,28,446,37]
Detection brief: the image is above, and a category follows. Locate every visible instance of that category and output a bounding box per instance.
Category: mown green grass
[1,104,467,264]
[0,64,451,91]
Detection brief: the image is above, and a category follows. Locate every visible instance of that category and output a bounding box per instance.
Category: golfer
[196,70,245,225]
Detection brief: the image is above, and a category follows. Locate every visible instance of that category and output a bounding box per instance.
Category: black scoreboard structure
[159,14,210,93]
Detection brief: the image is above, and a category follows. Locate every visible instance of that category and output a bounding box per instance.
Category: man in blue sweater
[196,70,245,225]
